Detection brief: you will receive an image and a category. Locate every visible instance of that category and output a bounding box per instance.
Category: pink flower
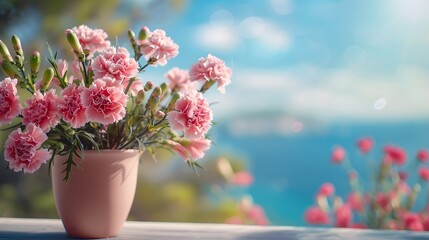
[318,182,335,197]
[22,90,60,132]
[417,150,429,162]
[231,171,254,186]
[71,25,110,58]
[82,78,128,125]
[122,77,144,97]
[304,206,329,225]
[167,138,212,161]
[167,90,212,139]
[347,192,365,213]
[384,220,400,230]
[357,137,373,154]
[419,167,429,181]
[0,78,21,124]
[421,215,429,231]
[165,67,198,92]
[92,47,138,83]
[245,205,269,225]
[59,84,88,128]
[331,146,346,163]
[376,193,391,211]
[384,145,406,165]
[189,54,232,94]
[4,124,51,173]
[334,204,352,228]
[398,171,408,181]
[404,213,424,231]
[138,27,179,66]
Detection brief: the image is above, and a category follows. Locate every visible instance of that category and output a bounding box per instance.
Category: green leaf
[0,122,22,131]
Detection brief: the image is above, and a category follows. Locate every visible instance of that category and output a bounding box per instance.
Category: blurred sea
[214,118,429,226]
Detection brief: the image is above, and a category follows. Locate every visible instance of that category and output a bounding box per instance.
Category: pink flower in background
[138,27,179,66]
[167,90,212,139]
[304,206,329,225]
[189,54,232,93]
[122,77,144,96]
[245,205,269,226]
[334,205,352,228]
[231,171,254,186]
[92,47,138,82]
[347,192,365,213]
[398,171,408,181]
[417,150,429,162]
[4,124,51,173]
[404,213,424,231]
[167,138,212,161]
[59,84,88,128]
[384,145,406,165]
[357,137,373,154]
[165,67,197,92]
[418,167,429,181]
[331,146,346,163]
[22,90,60,132]
[0,78,21,124]
[82,78,128,125]
[376,193,391,211]
[71,25,110,58]
[318,182,335,197]
[383,220,400,230]
[70,60,84,80]
[421,215,429,231]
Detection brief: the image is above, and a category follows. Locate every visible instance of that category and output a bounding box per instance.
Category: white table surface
[1,218,429,239]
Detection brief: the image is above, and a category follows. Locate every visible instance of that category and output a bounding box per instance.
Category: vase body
[51,150,140,238]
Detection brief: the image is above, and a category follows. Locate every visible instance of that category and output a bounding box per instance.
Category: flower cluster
[305,137,429,231]
[0,25,232,180]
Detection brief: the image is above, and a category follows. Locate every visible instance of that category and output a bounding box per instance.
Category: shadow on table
[235,228,429,240]
[0,231,78,239]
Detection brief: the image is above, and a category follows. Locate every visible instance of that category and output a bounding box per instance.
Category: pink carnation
[167,90,212,139]
[189,54,232,93]
[138,27,179,66]
[59,84,88,128]
[404,213,424,231]
[4,124,51,173]
[334,204,352,228]
[417,149,429,162]
[317,182,335,197]
[92,47,138,83]
[376,193,391,211]
[419,167,429,181]
[245,205,269,226]
[347,192,365,213]
[0,78,21,124]
[331,146,346,163]
[22,90,60,132]
[71,25,110,58]
[384,145,407,165]
[304,206,329,225]
[167,138,211,161]
[357,137,373,154]
[82,78,128,125]
[122,77,144,96]
[231,171,254,186]
[165,67,197,92]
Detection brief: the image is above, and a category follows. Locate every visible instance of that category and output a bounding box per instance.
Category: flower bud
[128,29,137,49]
[65,29,85,61]
[146,87,161,114]
[1,60,20,78]
[66,128,76,137]
[0,40,13,62]
[155,110,165,120]
[166,92,180,113]
[138,26,149,41]
[135,90,145,104]
[40,68,54,91]
[11,35,23,57]
[160,82,168,96]
[30,51,41,77]
[144,81,154,91]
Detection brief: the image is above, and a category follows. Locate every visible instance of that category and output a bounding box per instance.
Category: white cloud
[194,23,240,52]
[269,0,293,15]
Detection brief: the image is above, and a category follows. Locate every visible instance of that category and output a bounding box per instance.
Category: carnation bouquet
[0,25,232,181]
[305,137,429,231]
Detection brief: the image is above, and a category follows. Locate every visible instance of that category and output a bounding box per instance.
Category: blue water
[213,121,429,226]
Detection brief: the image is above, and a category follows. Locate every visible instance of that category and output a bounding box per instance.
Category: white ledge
[1,218,429,239]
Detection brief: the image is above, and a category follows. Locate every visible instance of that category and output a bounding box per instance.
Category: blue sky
[134,0,429,124]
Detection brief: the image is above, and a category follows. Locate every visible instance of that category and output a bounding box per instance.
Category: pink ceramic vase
[51,150,141,238]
